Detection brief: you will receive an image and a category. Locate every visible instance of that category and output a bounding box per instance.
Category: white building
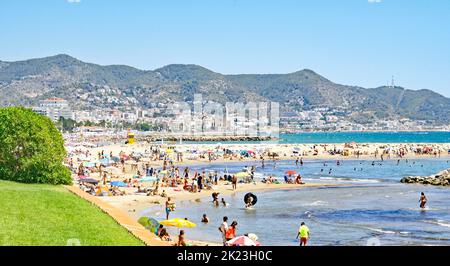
[34,97,73,121]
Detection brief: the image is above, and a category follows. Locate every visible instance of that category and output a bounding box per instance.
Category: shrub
[0,107,72,185]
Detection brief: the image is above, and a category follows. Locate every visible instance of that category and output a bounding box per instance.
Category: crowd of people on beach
[70,145,311,199]
[63,139,450,246]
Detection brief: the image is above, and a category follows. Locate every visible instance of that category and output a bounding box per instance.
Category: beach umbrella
[240,150,250,157]
[226,236,260,246]
[244,193,258,206]
[160,218,197,228]
[111,156,120,162]
[285,170,297,176]
[80,178,99,185]
[140,176,159,182]
[225,149,233,155]
[138,217,160,234]
[111,181,127,187]
[235,172,250,178]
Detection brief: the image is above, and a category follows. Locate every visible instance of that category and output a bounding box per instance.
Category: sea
[142,158,450,246]
[279,132,450,144]
[179,131,450,144]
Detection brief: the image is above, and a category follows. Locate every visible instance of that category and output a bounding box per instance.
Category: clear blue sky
[1,0,449,97]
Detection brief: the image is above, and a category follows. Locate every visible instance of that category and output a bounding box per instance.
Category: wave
[316,176,381,183]
[304,211,314,218]
[303,201,329,207]
[366,227,396,234]
[423,220,450,228]
[406,207,440,211]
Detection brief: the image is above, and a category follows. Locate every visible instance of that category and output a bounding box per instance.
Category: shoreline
[99,180,342,246]
[68,141,450,246]
[81,143,450,174]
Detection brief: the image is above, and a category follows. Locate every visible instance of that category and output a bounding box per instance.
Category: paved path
[65,185,170,246]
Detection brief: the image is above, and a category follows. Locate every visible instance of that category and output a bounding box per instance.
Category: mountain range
[0,54,449,123]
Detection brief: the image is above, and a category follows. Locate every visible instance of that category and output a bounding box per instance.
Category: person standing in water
[296,222,310,246]
[245,195,254,208]
[219,216,229,246]
[419,192,427,209]
[221,198,227,206]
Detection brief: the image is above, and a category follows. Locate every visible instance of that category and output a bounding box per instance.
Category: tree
[0,107,72,185]
[58,116,77,132]
[135,123,152,132]
[83,120,94,127]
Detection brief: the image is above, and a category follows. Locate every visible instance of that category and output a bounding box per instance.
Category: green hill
[1,54,449,123]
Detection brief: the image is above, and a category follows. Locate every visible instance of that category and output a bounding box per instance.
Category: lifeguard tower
[127,130,135,145]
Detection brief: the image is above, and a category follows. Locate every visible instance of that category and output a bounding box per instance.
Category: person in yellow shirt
[296,222,310,246]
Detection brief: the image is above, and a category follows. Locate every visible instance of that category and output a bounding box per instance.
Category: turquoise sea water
[143,159,450,246]
[179,132,450,144]
[279,132,450,144]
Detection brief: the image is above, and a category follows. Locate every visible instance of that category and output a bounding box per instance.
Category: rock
[401,168,450,187]
[431,179,441,186]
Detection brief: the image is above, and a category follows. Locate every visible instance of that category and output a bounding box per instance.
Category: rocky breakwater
[138,135,278,142]
[401,169,450,186]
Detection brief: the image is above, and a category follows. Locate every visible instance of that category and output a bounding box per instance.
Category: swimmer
[201,214,209,223]
[245,196,254,208]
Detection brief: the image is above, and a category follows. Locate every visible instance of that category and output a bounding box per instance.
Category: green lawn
[0,181,144,246]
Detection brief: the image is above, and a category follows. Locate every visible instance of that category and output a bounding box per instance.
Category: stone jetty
[138,135,278,143]
[401,169,450,186]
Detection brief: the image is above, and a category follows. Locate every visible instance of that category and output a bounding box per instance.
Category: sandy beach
[66,141,450,246]
[98,180,339,246]
[83,142,450,164]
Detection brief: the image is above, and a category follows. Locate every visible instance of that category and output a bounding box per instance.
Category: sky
[0,0,449,97]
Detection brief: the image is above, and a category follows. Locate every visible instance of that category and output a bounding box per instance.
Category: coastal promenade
[65,185,169,246]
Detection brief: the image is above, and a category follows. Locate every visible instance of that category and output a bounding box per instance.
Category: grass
[0,180,144,246]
